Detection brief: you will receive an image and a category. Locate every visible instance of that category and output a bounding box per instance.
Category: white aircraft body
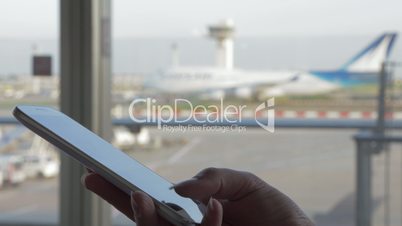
[144,33,397,98]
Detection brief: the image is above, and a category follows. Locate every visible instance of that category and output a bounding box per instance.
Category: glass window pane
[112,1,402,226]
[0,0,59,225]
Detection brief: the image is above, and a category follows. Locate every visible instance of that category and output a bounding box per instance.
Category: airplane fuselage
[145,66,378,97]
[143,33,396,98]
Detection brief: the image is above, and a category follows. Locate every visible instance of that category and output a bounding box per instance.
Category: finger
[201,198,223,226]
[83,173,134,221]
[174,168,264,203]
[131,191,171,226]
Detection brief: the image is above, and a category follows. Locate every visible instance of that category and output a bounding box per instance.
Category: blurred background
[0,0,402,226]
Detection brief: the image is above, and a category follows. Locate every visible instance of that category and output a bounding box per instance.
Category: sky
[0,0,401,38]
[0,0,401,75]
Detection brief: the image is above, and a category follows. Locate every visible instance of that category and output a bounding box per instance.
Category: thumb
[174,168,264,204]
[201,198,223,226]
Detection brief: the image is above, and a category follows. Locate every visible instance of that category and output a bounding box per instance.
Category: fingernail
[131,192,141,219]
[80,174,88,188]
[172,178,198,187]
[172,180,186,186]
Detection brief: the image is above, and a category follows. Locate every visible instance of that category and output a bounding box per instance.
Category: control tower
[208,19,235,70]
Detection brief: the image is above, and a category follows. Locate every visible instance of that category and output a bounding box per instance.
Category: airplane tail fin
[341,33,397,72]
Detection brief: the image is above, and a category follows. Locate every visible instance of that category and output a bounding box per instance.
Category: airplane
[143,32,398,99]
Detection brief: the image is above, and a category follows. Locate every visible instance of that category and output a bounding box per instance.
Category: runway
[0,128,400,226]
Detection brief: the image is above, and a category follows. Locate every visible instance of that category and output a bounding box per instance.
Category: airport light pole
[355,62,388,226]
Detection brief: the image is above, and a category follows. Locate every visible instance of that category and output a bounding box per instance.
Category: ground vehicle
[0,155,26,186]
[22,154,59,179]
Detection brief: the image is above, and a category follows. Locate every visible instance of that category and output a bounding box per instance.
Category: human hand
[83,172,222,226]
[83,167,313,226]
